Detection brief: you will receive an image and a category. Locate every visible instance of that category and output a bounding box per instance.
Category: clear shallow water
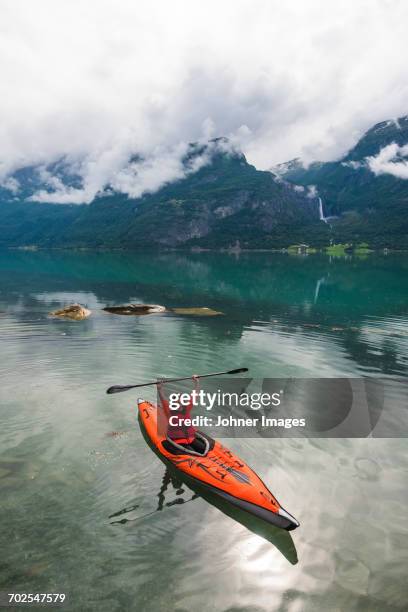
[0,250,407,611]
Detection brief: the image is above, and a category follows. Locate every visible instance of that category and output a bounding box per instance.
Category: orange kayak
[137,399,299,531]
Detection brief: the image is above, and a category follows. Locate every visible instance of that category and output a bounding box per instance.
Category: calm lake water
[1,250,407,611]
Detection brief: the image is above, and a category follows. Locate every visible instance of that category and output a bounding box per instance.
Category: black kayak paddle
[106,367,248,394]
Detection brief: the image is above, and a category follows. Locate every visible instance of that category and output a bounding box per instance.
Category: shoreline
[3,245,407,255]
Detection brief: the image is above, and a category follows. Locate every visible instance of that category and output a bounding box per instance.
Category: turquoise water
[0,250,407,611]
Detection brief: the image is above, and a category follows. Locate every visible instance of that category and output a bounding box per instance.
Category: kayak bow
[137,399,299,531]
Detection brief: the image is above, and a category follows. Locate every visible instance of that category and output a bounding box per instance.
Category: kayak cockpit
[162,432,212,457]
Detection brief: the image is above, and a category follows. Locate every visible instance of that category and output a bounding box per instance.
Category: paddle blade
[106,385,135,394]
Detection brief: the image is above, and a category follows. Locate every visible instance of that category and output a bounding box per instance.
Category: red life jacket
[162,396,196,444]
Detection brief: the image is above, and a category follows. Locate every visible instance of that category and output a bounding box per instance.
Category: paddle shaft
[106,367,248,394]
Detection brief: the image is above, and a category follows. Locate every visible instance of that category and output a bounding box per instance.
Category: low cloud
[341,160,363,170]
[1,0,408,204]
[366,143,408,180]
[0,176,20,194]
[28,138,237,203]
[306,185,318,198]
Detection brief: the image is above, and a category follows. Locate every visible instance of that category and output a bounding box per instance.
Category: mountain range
[1,117,408,250]
[274,116,408,249]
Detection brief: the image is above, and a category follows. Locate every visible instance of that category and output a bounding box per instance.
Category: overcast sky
[1,0,408,202]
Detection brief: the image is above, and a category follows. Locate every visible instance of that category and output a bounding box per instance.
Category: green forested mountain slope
[0,146,326,249]
[1,118,408,249]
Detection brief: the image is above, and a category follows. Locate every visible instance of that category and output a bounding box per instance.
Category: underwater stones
[105,431,127,438]
[0,458,42,487]
[171,307,224,316]
[0,467,11,479]
[25,561,50,577]
[335,549,370,595]
[354,457,381,481]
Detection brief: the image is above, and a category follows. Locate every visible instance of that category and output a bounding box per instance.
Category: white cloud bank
[1,0,408,203]
[367,143,408,180]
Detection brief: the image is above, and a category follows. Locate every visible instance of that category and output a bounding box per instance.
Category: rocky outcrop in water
[103,304,166,315]
[171,307,223,316]
[50,303,91,320]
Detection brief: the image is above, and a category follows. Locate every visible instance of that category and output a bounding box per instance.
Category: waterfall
[314,277,325,304]
[318,197,328,223]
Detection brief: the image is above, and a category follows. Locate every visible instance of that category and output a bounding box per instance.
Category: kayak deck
[137,399,299,531]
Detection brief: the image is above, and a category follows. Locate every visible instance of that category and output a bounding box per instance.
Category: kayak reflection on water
[108,469,200,525]
[109,465,298,566]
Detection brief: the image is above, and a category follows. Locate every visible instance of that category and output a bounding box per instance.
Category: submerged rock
[50,303,91,320]
[171,307,224,316]
[105,431,127,438]
[335,550,370,595]
[354,457,380,481]
[25,561,50,577]
[0,459,25,478]
[103,303,166,315]
[0,458,42,487]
